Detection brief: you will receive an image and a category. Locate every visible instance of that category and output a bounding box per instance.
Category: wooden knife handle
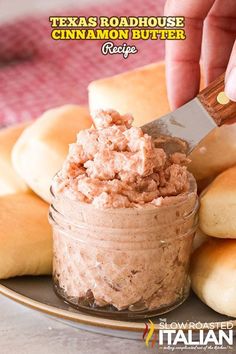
[197,73,236,126]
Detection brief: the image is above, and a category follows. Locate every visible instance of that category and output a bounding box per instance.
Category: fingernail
[225,67,236,101]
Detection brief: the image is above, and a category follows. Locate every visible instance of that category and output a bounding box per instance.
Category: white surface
[0,294,148,354]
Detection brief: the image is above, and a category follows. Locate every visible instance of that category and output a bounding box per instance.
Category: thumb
[225,41,236,102]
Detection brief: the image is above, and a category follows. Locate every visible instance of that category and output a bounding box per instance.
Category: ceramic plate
[0,276,235,340]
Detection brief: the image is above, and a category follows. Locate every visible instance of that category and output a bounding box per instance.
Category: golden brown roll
[188,125,236,188]
[12,105,92,203]
[0,122,29,196]
[0,192,52,279]
[199,166,236,238]
[192,228,209,252]
[191,238,236,317]
[88,62,170,127]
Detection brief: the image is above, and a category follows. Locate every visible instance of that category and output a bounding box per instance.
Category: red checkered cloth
[0,0,165,127]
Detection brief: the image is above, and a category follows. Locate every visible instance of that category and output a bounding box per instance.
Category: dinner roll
[199,166,236,238]
[192,228,209,252]
[12,105,92,203]
[0,192,52,279]
[89,62,236,187]
[188,125,236,189]
[191,238,236,317]
[89,62,170,127]
[0,123,29,196]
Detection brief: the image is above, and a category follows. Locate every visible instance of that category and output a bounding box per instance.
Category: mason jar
[49,173,198,320]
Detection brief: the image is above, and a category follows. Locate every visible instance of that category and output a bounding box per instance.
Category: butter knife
[142,73,236,154]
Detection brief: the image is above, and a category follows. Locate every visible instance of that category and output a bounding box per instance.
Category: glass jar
[49,174,198,320]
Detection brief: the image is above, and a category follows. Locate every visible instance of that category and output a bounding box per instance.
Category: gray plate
[0,276,235,340]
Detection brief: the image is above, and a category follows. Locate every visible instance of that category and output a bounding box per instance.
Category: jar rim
[50,172,197,214]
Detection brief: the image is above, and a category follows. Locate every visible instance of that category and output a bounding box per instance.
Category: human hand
[164,0,236,110]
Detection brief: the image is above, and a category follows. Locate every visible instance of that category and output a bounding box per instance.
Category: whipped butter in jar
[49,110,198,319]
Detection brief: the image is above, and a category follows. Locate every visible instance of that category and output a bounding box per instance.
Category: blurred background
[0,0,165,127]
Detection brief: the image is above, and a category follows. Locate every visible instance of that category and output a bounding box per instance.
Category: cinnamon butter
[49,110,198,319]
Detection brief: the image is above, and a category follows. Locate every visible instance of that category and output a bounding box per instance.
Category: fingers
[225,41,236,101]
[202,0,236,84]
[164,0,215,110]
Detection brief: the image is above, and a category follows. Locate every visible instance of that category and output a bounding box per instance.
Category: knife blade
[142,73,236,154]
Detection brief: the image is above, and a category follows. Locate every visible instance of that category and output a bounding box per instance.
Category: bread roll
[89,62,170,127]
[0,192,52,279]
[188,125,236,188]
[199,166,236,238]
[191,238,236,317]
[192,228,209,252]
[89,62,236,187]
[12,105,92,203]
[0,123,29,196]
